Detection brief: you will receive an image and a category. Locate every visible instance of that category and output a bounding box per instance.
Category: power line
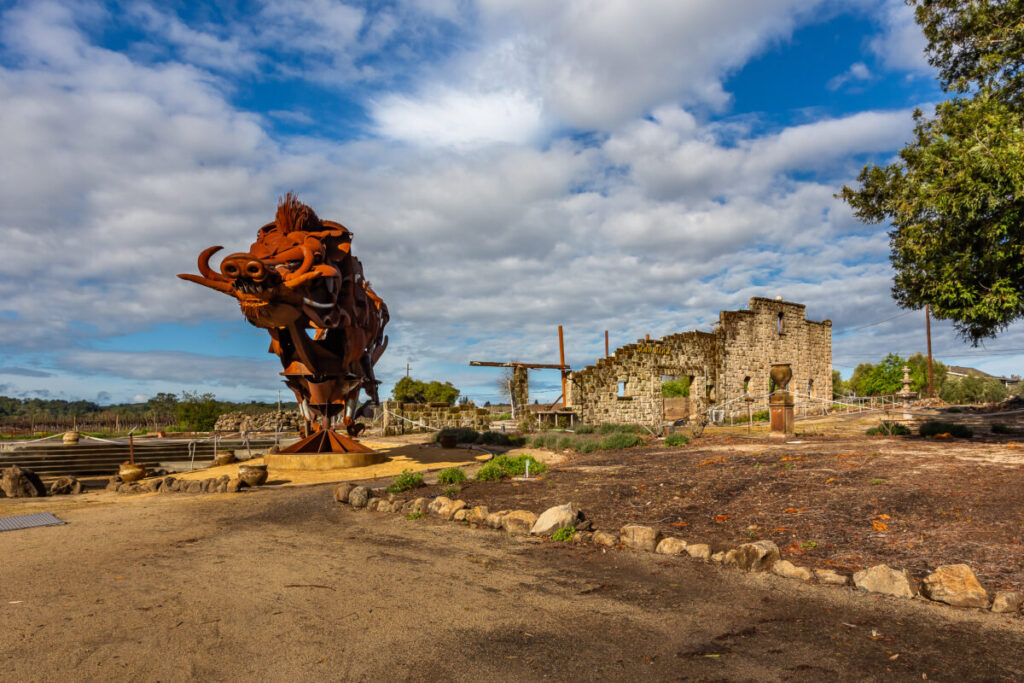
[833,309,917,336]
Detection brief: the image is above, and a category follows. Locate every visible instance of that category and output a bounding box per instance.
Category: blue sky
[0,0,1021,407]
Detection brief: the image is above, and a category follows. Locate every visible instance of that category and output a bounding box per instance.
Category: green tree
[392,377,460,405]
[832,369,847,398]
[905,352,948,396]
[850,354,908,396]
[662,376,691,398]
[176,391,220,431]
[839,1,1024,344]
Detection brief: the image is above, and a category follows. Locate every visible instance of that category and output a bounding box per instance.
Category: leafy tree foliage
[940,374,1009,403]
[176,391,221,431]
[832,370,848,398]
[840,1,1024,343]
[391,377,460,405]
[662,376,691,398]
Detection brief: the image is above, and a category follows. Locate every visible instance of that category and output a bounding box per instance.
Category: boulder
[711,551,726,563]
[401,497,430,515]
[429,496,452,515]
[503,510,538,535]
[376,500,392,513]
[853,565,917,598]
[440,500,467,520]
[48,476,81,496]
[921,564,989,608]
[815,569,849,585]
[161,476,177,493]
[216,480,228,494]
[1,464,48,497]
[467,506,489,526]
[619,524,661,553]
[731,541,781,572]
[486,511,508,529]
[117,482,134,494]
[453,509,469,522]
[772,560,812,581]
[991,591,1024,614]
[366,499,380,511]
[226,477,246,493]
[105,475,123,492]
[686,544,711,561]
[203,478,218,493]
[593,531,618,547]
[141,478,163,493]
[349,486,370,508]
[186,480,203,494]
[531,503,584,536]
[333,483,355,504]
[655,538,687,555]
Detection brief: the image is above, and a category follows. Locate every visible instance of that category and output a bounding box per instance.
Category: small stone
[921,564,989,608]
[441,500,467,520]
[772,560,813,581]
[686,543,711,561]
[349,486,370,508]
[371,487,387,499]
[853,565,918,598]
[592,531,617,547]
[140,478,163,493]
[655,537,687,555]
[453,509,469,522]
[619,524,661,553]
[711,551,726,563]
[572,531,593,544]
[105,475,123,492]
[366,499,381,512]
[410,497,430,515]
[503,510,539,535]
[731,541,781,572]
[186,480,203,494]
[217,475,230,486]
[48,476,81,496]
[161,476,177,493]
[117,482,133,494]
[531,503,583,536]
[429,496,452,515]
[203,478,218,493]
[333,483,354,504]
[227,478,246,493]
[814,569,849,585]
[486,511,509,529]
[991,591,1024,614]
[376,500,392,513]
[723,549,738,566]
[216,481,228,493]
[467,505,489,526]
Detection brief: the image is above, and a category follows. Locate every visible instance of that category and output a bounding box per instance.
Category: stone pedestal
[769,391,795,437]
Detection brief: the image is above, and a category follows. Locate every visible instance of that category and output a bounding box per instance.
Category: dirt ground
[420,420,1024,592]
[2,485,1023,681]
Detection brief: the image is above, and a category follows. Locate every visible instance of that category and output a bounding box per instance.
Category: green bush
[575,439,601,454]
[442,484,460,498]
[436,427,480,443]
[387,469,425,493]
[664,432,690,446]
[551,526,576,542]
[597,423,642,434]
[557,436,573,450]
[598,432,644,449]
[475,454,548,481]
[866,421,911,436]
[479,431,512,445]
[573,424,596,434]
[919,421,973,438]
[437,467,467,485]
[991,422,1014,434]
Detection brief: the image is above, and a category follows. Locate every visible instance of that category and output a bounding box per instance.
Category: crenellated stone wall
[566,298,831,427]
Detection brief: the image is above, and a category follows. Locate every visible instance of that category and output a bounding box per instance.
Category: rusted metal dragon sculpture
[178,193,388,453]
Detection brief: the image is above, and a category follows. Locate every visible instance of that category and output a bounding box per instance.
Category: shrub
[476,454,548,481]
[442,484,460,498]
[387,469,425,493]
[551,526,576,542]
[991,422,1014,434]
[405,512,424,520]
[919,421,973,438]
[437,467,467,485]
[866,421,911,436]
[597,423,642,434]
[573,424,595,434]
[479,431,512,446]
[598,432,644,449]
[575,439,601,454]
[435,427,480,443]
[664,432,690,447]
[557,436,573,450]
[475,462,506,481]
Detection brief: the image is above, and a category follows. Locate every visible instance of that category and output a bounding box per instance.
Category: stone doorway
[661,372,693,421]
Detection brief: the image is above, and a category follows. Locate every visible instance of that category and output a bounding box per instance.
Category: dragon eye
[224,263,239,276]
[247,263,261,275]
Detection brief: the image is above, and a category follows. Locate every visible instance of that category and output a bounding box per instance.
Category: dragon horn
[198,246,229,281]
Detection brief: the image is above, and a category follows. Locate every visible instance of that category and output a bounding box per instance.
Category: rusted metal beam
[558,325,567,406]
[469,361,569,369]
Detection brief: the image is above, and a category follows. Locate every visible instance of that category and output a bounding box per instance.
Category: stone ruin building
[562,297,832,427]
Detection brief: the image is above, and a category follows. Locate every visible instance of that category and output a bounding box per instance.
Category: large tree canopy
[840,0,1024,344]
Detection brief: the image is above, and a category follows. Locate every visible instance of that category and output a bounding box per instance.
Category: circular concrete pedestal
[264,450,387,471]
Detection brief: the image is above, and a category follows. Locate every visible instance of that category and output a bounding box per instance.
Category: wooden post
[926,304,934,398]
[604,330,609,358]
[558,325,567,406]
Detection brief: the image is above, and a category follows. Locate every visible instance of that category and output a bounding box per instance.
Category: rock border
[334,486,1023,617]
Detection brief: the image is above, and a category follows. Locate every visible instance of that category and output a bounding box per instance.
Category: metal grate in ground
[0,512,66,532]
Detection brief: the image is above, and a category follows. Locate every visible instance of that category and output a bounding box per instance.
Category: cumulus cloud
[867,0,931,74]
[827,61,873,90]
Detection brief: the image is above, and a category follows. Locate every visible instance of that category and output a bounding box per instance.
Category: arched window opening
[777,312,784,335]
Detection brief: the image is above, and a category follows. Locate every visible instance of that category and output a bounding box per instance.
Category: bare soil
[419,430,1024,590]
[2,485,1023,681]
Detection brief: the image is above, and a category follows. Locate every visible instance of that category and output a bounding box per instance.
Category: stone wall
[567,297,831,426]
[382,401,491,436]
[214,410,303,433]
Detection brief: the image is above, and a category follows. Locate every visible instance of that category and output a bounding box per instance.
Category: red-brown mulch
[416,434,1024,590]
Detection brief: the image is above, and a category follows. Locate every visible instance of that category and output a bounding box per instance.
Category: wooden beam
[469,361,569,370]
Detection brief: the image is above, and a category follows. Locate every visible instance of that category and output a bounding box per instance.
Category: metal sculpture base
[281,428,375,454]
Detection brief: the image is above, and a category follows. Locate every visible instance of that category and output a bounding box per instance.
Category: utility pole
[926,304,934,397]
[558,325,567,406]
[406,362,410,378]
[604,330,609,358]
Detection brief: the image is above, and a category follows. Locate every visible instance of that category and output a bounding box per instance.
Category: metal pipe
[558,325,566,407]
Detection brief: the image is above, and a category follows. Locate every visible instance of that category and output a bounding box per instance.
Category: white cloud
[827,61,872,90]
[868,0,931,73]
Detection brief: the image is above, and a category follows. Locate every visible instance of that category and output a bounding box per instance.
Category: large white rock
[921,564,989,608]
[655,538,687,555]
[531,503,581,536]
[619,524,661,553]
[853,565,918,598]
[731,541,781,571]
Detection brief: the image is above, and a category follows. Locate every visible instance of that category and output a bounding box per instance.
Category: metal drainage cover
[0,512,66,532]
